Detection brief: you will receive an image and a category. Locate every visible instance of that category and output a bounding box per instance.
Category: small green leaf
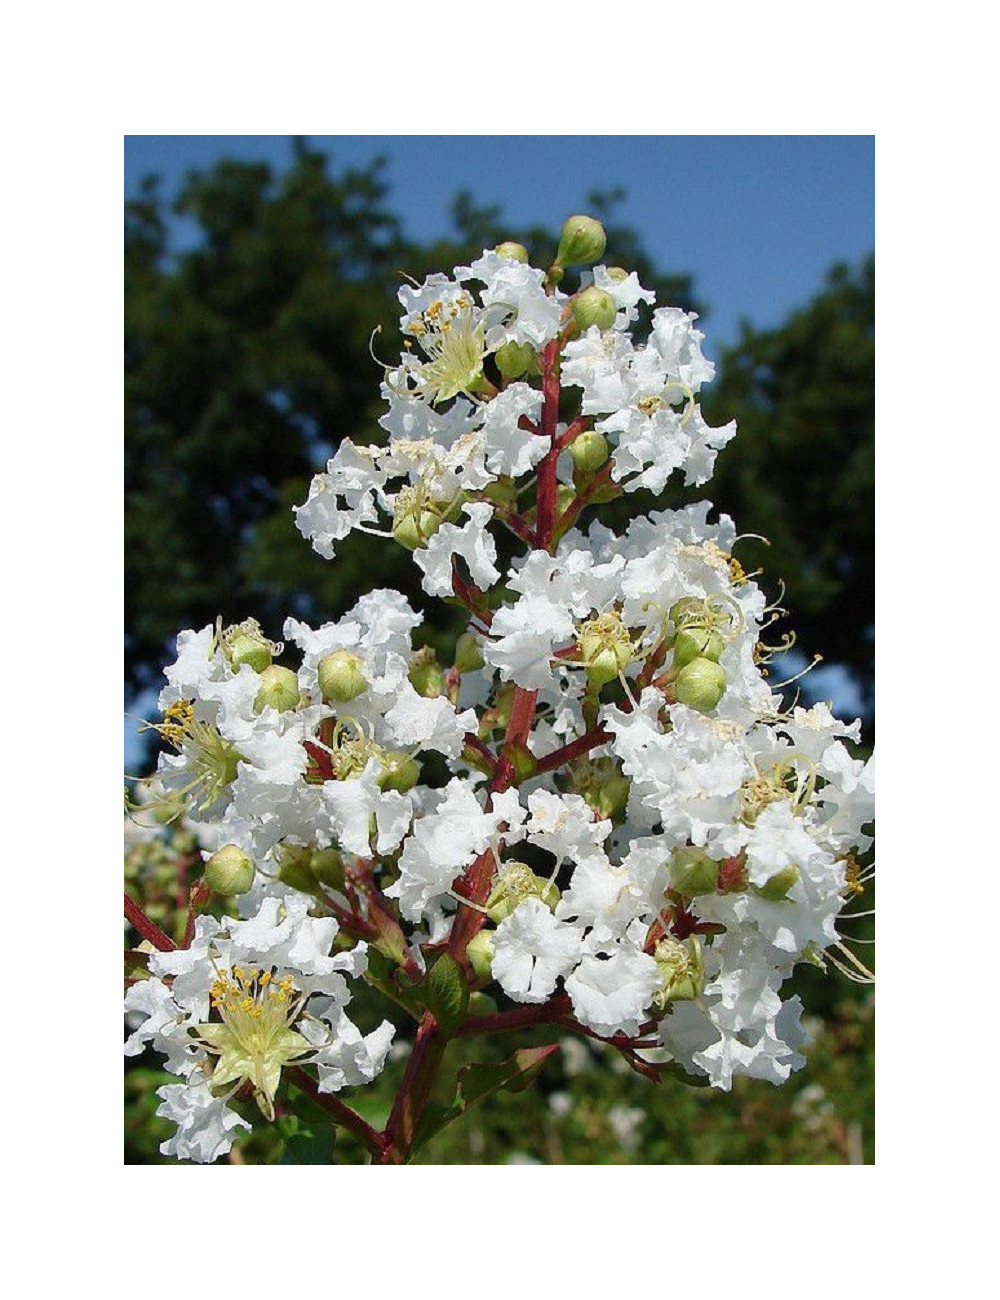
[459,1044,560,1107]
[422,953,469,1036]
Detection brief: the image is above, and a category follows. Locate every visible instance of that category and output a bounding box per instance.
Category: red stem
[534,339,562,548]
[377,1011,447,1163]
[124,892,176,952]
[534,725,611,776]
[455,995,572,1037]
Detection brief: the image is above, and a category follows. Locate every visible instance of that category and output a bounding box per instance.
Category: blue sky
[124,135,874,354]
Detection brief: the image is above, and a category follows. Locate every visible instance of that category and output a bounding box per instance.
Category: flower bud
[579,611,634,688]
[494,241,529,263]
[668,596,708,630]
[754,864,801,901]
[556,215,607,267]
[312,847,346,889]
[668,845,720,897]
[570,431,610,473]
[392,507,443,551]
[495,340,535,379]
[408,646,444,698]
[204,844,255,896]
[228,628,273,673]
[466,929,496,983]
[571,286,617,333]
[276,843,316,893]
[454,631,485,674]
[674,657,726,713]
[503,740,538,784]
[564,756,631,821]
[253,664,300,713]
[377,751,421,794]
[317,649,367,703]
[673,626,726,669]
[486,861,559,924]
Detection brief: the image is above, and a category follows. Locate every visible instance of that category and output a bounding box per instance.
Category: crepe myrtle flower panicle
[128,218,874,1164]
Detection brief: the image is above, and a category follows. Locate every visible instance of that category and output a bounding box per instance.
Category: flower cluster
[126,217,874,1162]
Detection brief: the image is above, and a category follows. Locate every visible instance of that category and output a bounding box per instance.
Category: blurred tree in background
[126,139,873,732]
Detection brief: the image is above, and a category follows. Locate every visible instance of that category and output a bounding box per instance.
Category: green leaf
[458,1044,560,1107]
[419,953,469,1036]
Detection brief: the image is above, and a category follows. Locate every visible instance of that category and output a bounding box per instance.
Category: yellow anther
[843,857,865,896]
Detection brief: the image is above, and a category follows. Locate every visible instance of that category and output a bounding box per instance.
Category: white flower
[124,895,393,1162]
[492,898,583,1004]
[565,939,660,1038]
[414,502,501,597]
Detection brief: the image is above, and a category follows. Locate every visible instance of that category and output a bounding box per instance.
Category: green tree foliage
[700,256,875,723]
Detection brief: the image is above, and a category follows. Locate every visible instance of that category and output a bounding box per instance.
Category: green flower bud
[204,844,255,896]
[494,242,529,263]
[668,845,720,897]
[555,214,607,267]
[504,740,538,784]
[276,843,316,893]
[571,286,617,333]
[317,650,367,703]
[491,681,514,733]
[466,929,496,983]
[569,430,610,473]
[495,339,535,379]
[579,611,634,687]
[668,596,708,630]
[392,507,444,551]
[673,626,726,669]
[377,751,421,794]
[311,848,345,889]
[674,656,727,713]
[486,861,559,923]
[754,864,801,901]
[408,646,445,698]
[228,629,273,673]
[253,664,300,713]
[563,756,631,821]
[454,631,485,674]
